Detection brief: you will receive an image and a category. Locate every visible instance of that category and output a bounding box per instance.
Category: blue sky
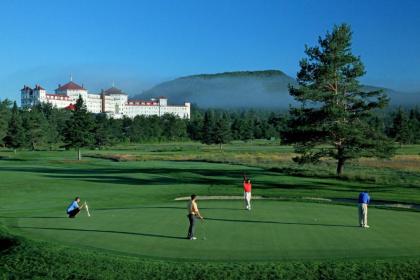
[0,0,419,100]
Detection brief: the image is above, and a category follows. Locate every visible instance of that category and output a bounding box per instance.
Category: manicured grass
[1,145,420,278]
[3,200,420,261]
[2,232,419,280]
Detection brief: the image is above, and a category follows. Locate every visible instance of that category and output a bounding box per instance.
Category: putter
[85,201,91,217]
[201,219,207,240]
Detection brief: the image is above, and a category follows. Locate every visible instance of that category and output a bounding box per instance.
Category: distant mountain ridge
[133,70,418,108]
[180,70,290,79]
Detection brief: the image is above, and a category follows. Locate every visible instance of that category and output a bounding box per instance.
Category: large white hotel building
[21,80,190,119]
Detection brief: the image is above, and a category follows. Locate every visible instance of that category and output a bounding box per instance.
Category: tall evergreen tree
[162,114,186,141]
[94,114,113,148]
[121,116,133,141]
[127,116,144,142]
[408,107,420,143]
[5,102,26,152]
[268,112,288,144]
[230,117,242,140]
[22,108,48,150]
[390,107,412,145]
[284,24,394,175]
[240,112,255,141]
[0,99,12,147]
[37,103,68,150]
[187,110,204,141]
[64,97,95,160]
[107,118,125,143]
[213,113,232,150]
[202,110,215,145]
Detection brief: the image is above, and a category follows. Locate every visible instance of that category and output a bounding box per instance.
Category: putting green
[4,200,420,261]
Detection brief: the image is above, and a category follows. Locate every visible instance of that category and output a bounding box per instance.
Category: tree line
[0,97,418,152]
[0,98,188,155]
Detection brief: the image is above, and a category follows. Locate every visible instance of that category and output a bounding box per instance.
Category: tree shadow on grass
[205,217,359,228]
[0,157,27,162]
[200,207,245,211]
[0,216,67,219]
[13,226,186,240]
[94,206,244,212]
[0,166,384,192]
[94,206,186,211]
[42,173,362,193]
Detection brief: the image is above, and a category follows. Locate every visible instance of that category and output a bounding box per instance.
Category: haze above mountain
[133,70,419,108]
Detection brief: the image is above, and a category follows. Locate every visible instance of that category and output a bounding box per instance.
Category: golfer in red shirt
[243,177,252,210]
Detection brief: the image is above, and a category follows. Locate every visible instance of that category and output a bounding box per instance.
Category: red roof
[56,81,85,91]
[65,103,76,111]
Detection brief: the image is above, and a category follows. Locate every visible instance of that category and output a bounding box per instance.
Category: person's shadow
[12,226,186,240]
[205,217,358,228]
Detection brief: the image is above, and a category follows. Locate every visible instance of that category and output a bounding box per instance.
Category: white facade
[20,81,190,119]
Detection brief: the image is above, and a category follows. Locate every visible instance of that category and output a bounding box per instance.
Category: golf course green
[5,200,420,261]
[1,144,420,278]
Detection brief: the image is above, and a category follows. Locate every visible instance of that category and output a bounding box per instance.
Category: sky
[0,0,419,101]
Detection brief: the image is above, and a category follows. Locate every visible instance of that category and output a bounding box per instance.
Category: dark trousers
[187,214,196,238]
[67,208,80,218]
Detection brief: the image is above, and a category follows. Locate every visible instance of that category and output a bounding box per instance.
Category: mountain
[134,70,297,108]
[361,85,419,108]
[133,70,419,108]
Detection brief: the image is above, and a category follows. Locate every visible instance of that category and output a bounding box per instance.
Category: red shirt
[243,182,252,192]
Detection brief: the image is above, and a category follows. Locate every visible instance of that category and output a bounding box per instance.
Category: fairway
[1,149,420,264]
[2,200,420,261]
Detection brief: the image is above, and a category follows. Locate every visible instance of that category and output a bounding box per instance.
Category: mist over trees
[1,23,418,168]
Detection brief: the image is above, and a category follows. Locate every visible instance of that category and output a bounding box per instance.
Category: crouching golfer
[358,191,370,228]
[66,197,85,218]
[187,194,203,240]
[243,176,252,210]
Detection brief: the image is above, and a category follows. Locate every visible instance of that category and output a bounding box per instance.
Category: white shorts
[244,192,251,201]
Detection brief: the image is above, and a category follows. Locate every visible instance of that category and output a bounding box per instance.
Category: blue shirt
[358,192,370,204]
[67,201,79,213]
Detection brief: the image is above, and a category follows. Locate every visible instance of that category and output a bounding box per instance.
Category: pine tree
[268,113,288,144]
[94,114,112,148]
[284,24,394,175]
[187,110,203,141]
[64,97,95,160]
[37,103,68,150]
[0,99,12,147]
[162,114,187,141]
[107,118,124,143]
[240,117,254,141]
[230,118,242,140]
[202,110,215,145]
[127,116,144,142]
[213,113,232,150]
[408,107,420,144]
[390,107,412,145]
[5,102,26,152]
[22,108,48,150]
[121,116,133,141]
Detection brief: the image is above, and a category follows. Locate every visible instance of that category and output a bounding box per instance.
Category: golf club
[85,201,91,217]
[201,219,207,240]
